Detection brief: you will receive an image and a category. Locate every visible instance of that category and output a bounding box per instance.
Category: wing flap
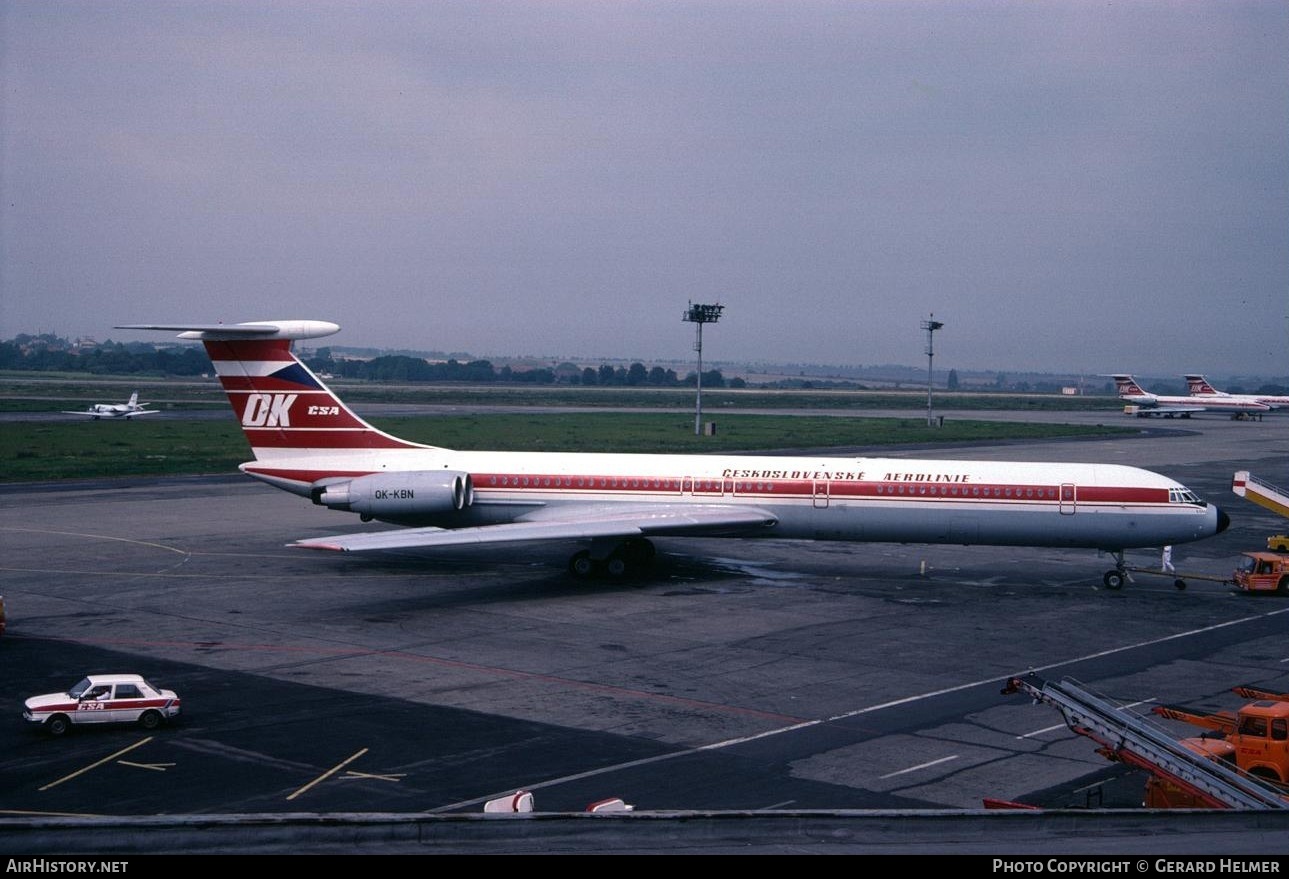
[293,503,778,553]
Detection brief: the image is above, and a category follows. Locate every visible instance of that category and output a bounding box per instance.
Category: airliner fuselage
[118,321,1230,588]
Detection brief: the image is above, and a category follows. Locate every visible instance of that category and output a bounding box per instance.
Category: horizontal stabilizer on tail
[116,321,340,341]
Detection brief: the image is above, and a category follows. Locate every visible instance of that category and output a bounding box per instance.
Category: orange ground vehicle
[1001,675,1289,809]
[1232,552,1289,593]
[1146,685,1289,807]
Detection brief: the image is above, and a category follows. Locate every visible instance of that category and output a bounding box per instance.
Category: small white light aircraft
[119,321,1230,589]
[1184,375,1288,411]
[1109,374,1269,419]
[63,391,159,420]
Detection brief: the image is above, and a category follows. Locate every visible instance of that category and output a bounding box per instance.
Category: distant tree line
[0,335,212,375]
[13,333,1280,395]
[305,351,734,387]
[0,334,736,387]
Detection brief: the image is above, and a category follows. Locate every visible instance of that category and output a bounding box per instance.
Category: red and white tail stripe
[1110,374,1150,397]
[1184,374,1222,396]
[203,336,431,458]
[115,321,438,474]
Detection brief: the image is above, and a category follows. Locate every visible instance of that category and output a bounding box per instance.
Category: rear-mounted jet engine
[312,471,474,523]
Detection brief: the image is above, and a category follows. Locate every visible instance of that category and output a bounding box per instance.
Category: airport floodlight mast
[922,314,944,427]
[683,302,724,436]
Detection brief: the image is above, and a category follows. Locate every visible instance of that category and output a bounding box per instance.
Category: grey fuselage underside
[382,495,1219,551]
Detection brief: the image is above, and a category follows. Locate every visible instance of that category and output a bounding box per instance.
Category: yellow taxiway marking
[40,738,154,791]
[117,760,176,772]
[287,748,369,801]
[0,527,190,555]
[342,770,405,782]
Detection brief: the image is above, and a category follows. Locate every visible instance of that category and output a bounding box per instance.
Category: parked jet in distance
[118,321,1230,590]
[62,391,158,420]
[1184,375,1288,410]
[1109,374,1269,419]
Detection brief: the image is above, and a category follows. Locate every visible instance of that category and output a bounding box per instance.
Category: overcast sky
[3,1,1286,376]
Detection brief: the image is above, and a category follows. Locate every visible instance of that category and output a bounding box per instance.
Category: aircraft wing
[121,410,160,417]
[292,503,779,553]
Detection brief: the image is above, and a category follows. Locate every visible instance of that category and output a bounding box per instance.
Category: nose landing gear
[1102,550,1131,590]
[1103,550,1201,591]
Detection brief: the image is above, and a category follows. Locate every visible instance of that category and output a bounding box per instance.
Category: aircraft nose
[1215,507,1230,534]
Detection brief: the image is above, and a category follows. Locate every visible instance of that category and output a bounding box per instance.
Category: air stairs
[1002,674,1289,810]
[1233,470,1289,519]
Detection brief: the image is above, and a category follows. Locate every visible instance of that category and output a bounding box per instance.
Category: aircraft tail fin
[1184,374,1223,396]
[1109,374,1151,398]
[116,321,436,467]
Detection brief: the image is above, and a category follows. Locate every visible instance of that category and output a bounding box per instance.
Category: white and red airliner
[1184,375,1288,411]
[120,321,1229,588]
[1110,374,1270,418]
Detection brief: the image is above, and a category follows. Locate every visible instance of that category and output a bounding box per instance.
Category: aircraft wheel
[568,551,596,579]
[1103,570,1125,590]
[603,555,629,579]
[1174,579,1187,591]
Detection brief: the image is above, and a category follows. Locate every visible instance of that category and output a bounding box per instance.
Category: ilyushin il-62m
[119,320,1229,588]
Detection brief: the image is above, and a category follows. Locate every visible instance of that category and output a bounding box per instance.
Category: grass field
[1,412,1133,482]
[0,373,1125,412]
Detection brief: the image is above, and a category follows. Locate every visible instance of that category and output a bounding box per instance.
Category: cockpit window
[1169,487,1202,504]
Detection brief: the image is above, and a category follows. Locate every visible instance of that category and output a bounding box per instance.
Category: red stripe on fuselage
[474,472,1168,505]
[244,465,1177,508]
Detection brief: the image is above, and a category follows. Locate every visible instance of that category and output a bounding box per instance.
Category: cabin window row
[480,475,1059,500]
[875,484,1058,499]
[486,475,685,490]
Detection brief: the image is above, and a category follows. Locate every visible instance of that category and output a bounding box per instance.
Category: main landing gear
[568,538,656,581]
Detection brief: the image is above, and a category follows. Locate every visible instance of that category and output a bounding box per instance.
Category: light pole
[683,302,724,436]
[921,314,944,427]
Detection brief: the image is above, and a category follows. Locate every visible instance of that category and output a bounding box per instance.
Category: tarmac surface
[2,406,1288,854]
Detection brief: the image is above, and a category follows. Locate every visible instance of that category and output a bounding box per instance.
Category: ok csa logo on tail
[242,393,298,427]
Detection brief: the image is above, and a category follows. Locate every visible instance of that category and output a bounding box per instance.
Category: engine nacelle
[311,471,474,520]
